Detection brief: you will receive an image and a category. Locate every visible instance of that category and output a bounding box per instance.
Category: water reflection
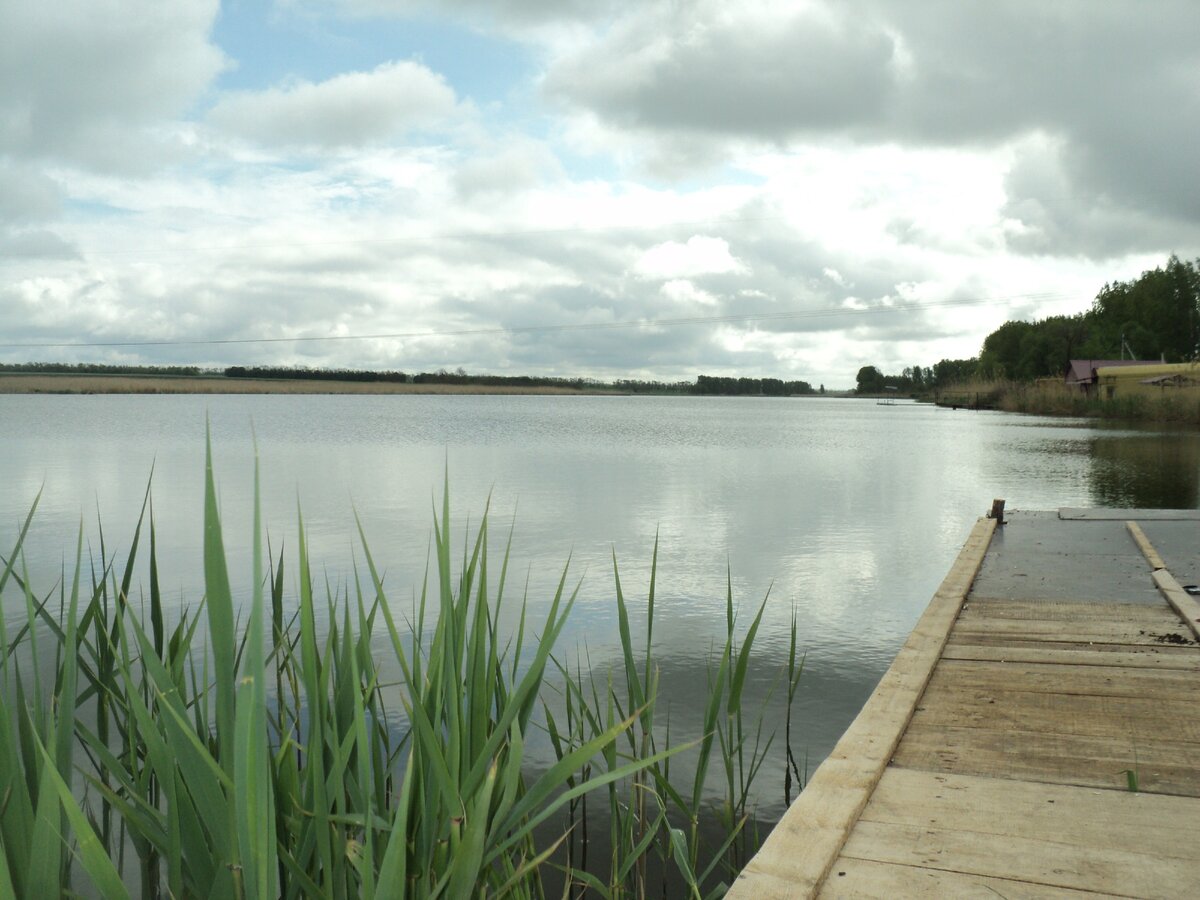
[1087,431,1200,508]
[2,395,1198,826]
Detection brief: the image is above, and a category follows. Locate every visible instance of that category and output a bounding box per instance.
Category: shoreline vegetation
[855,254,1200,425]
[0,442,805,897]
[930,379,1200,426]
[5,367,1196,424]
[0,365,827,397]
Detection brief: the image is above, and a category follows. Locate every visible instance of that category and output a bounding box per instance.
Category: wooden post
[989,498,1006,524]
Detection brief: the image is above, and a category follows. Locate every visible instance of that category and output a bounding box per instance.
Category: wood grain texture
[733,512,1200,898]
[817,858,1121,899]
[1154,568,1200,641]
[838,820,1193,898]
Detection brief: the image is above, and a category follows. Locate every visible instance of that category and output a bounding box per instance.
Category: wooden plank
[1127,520,1167,570]
[946,643,1200,672]
[958,605,1185,627]
[910,682,1200,743]
[951,617,1194,644]
[958,598,1181,623]
[725,516,997,900]
[859,768,1199,859]
[893,724,1200,796]
[1125,521,1200,639]
[927,658,1200,702]
[838,819,1194,897]
[1154,567,1200,641]
[818,858,1120,898]
[942,643,1200,670]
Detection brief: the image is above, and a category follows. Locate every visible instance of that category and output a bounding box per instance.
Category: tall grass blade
[35,737,131,900]
[202,423,237,772]
[233,443,278,900]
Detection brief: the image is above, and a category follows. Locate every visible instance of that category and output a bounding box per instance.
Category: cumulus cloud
[452,139,564,199]
[546,3,895,139]
[0,0,225,169]
[2,0,1190,386]
[326,0,617,26]
[208,61,462,149]
[540,0,1200,258]
[661,279,718,307]
[0,230,79,261]
[1000,136,1200,258]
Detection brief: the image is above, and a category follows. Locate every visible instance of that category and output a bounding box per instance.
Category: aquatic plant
[0,435,802,898]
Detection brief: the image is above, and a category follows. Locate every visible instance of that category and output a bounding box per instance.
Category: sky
[2,0,1198,388]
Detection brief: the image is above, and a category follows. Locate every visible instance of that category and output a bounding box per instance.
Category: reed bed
[0,436,803,898]
[935,378,1200,424]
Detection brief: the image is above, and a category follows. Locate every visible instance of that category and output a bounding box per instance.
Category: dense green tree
[694,374,814,395]
[855,365,886,394]
[1015,314,1089,379]
[931,358,978,386]
[978,320,1035,378]
[1085,255,1200,361]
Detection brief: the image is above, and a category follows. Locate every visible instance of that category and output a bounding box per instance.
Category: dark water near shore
[2,394,1197,821]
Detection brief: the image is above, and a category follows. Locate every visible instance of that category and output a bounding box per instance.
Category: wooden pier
[729,507,1200,898]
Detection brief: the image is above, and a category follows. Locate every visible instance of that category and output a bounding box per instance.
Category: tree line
[0,362,204,376]
[1,361,818,396]
[694,375,815,395]
[857,254,1200,392]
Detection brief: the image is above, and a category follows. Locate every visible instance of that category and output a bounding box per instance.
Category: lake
[2,393,1197,821]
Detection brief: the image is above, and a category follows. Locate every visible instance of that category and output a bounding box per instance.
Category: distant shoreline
[0,373,605,396]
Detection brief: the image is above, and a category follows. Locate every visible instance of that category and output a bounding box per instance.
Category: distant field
[0,373,598,395]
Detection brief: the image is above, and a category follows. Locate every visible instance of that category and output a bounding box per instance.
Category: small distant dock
[730,506,1200,898]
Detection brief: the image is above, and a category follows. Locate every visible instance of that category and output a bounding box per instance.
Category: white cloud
[822,268,846,287]
[208,61,462,149]
[452,139,565,199]
[546,1,894,139]
[635,236,746,279]
[0,0,225,169]
[320,0,616,27]
[661,279,718,307]
[1,0,1194,388]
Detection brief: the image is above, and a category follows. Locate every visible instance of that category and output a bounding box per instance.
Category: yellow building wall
[1095,363,1200,399]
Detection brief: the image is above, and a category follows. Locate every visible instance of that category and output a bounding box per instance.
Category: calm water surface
[2,394,1197,819]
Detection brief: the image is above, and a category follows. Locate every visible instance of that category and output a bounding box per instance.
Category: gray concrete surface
[1139,519,1200,587]
[968,509,1193,605]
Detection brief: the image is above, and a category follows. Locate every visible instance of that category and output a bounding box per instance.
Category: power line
[0,292,1075,350]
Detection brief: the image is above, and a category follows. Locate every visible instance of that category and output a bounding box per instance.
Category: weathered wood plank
[951,617,1194,644]
[725,516,997,900]
[736,513,1200,899]
[1154,567,1200,641]
[941,643,1200,670]
[911,681,1200,743]
[817,858,1120,899]
[838,820,1194,897]
[927,658,1200,702]
[959,598,1180,623]
[859,768,1198,858]
[893,724,1200,796]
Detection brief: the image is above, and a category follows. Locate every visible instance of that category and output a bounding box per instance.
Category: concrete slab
[1059,508,1200,520]
[1139,519,1200,585]
[969,510,1163,605]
